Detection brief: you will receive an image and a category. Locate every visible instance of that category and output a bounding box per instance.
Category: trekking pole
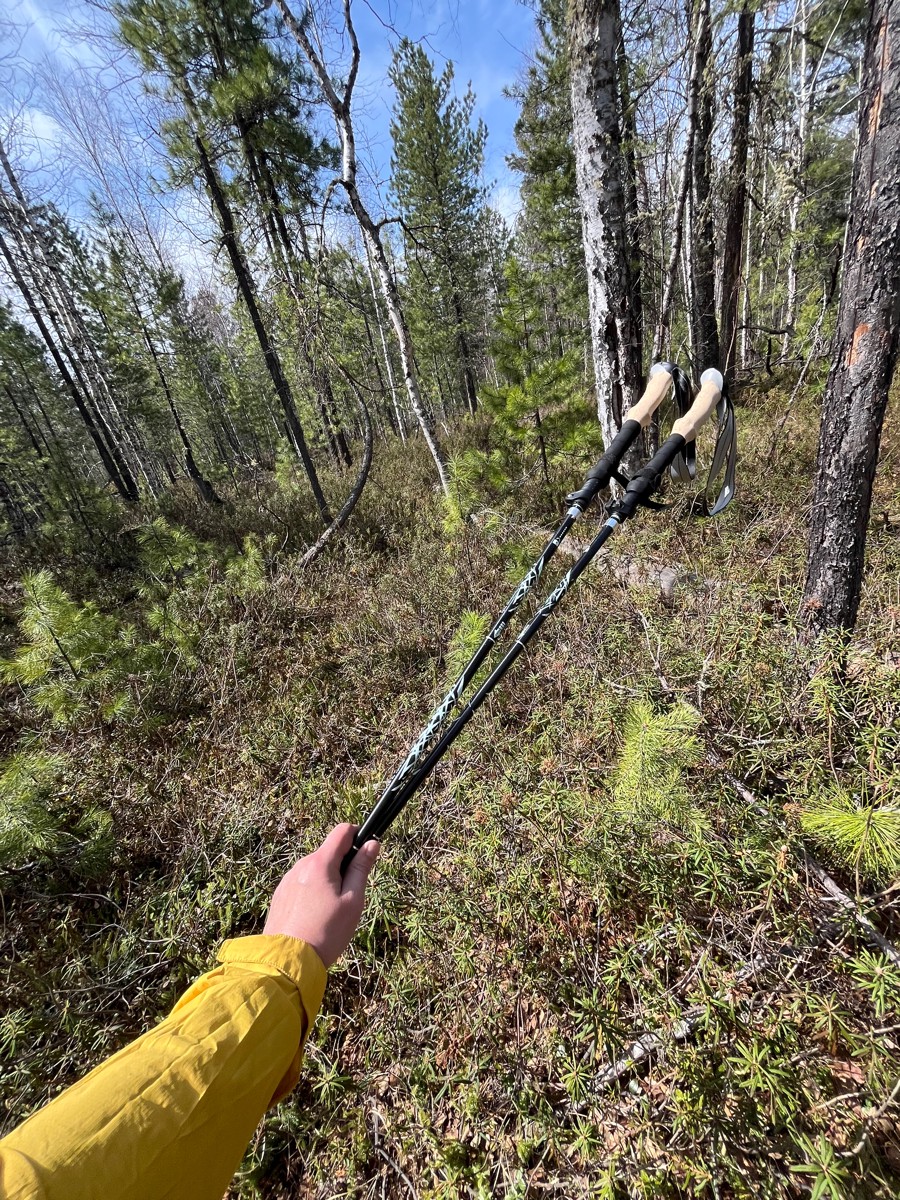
[341,367,717,874]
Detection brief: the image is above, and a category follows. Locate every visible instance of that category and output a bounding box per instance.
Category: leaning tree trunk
[569,0,644,450]
[192,129,331,525]
[271,0,450,496]
[0,222,137,501]
[117,262,223,505]
[720,4,755,381]
[688,0,721,376]
[363,244,406,441]
[802,0,900,634]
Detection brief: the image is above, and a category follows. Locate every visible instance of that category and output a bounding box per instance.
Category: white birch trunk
[569,0,643,451]
[271,0,449,495]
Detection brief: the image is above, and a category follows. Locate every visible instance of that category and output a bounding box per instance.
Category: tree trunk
[720,5,755,382]
[363,244,406,441]
[569,0,643,451]
[117,260,223,505]
[271,0,450,496]
[651,7,704,364]
[0,142,144,499]
[250,143,353,469]
[617,35,645,366]
[192,129,332,524]
[802,0,900,634]
[783,0,810,361]
[452,289,478,415]
[689,0,721,375]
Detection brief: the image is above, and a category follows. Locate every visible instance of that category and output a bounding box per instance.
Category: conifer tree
[115,0,333,524]
[389,40,489,417]
[507,0,586,340]
[483,255,584,481]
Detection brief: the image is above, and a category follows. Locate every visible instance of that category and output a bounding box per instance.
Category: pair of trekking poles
[341,363,736,874]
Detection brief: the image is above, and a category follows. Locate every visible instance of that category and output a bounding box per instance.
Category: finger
[341,836,380,903]
[317,823,357,882]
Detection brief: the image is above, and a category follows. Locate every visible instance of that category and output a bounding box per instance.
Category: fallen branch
[588,958,766,1093]
[719,763,900,968]
[297,390,373,569]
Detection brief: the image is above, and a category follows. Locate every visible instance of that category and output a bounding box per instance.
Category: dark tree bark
[720,5,755,382]
[689,0,720,375]
[803,0,900,634]
[192,130,332,524]
[569,0,643,451]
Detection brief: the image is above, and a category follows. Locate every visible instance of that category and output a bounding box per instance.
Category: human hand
[263,824,380,968]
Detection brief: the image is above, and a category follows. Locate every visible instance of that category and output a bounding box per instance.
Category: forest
[0,0,898,1195]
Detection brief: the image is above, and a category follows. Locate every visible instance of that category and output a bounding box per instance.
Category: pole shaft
[352,516,620,850]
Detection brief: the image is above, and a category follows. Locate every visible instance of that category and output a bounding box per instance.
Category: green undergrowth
[1,380,899,1197]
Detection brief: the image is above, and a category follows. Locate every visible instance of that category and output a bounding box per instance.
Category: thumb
[341,836,380,902]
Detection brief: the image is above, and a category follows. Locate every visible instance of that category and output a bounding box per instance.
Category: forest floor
[2,378,900,1198]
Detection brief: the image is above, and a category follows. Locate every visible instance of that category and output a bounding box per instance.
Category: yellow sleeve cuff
[216,934,328,1044]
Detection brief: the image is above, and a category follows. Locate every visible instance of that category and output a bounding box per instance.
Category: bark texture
[720,4,755,381]
[569,0,643,450]
[651,7,704,363]
[803,0,900,633]
[688,0,720,375]
[193,129,332,524]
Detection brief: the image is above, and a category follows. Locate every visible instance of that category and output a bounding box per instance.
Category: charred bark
[802,0,900,634]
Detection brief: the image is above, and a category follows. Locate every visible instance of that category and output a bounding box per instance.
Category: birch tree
[569,0,643,448]
[270,0,450,496]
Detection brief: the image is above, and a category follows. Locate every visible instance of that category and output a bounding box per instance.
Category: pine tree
[389,40,489,417]
[115,0,333,524]
[506,0,586,341]
[483,255,585,481]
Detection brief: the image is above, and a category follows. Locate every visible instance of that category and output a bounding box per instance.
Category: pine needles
[612,699,708,835]
[801,785,900,885]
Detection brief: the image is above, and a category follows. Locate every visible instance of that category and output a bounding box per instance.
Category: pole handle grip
[671,368,723,442]
[624,363,673,429]
[566,362,678,510]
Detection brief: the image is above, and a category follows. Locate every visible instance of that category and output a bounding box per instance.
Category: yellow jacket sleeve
[0,934,327,1200]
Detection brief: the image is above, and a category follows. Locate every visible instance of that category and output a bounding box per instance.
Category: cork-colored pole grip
[623,364,673,428]
[671,368,723,442]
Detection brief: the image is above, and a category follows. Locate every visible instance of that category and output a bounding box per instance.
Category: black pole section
[340,365,714,874]
[362,409,661,834]
[353,515,623,853]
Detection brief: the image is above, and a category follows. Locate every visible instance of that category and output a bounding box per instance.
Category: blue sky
[348,0,535,220]
[4,0,536,226]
